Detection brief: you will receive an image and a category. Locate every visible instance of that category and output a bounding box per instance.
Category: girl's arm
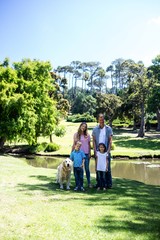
[95,156,98,171]
[106,155,109,172]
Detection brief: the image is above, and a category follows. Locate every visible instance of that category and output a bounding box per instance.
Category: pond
[23,155,160,186]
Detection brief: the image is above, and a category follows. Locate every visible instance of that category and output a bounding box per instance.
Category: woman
[71,122,92,188]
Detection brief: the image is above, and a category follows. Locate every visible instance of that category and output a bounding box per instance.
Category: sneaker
[81,187,85,191]
[97,187,100,191]
[74,187,78,191]
[103,187,106,191]
[88,184,92,188]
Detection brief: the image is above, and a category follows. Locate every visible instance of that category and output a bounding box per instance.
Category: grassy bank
[37,121,160,159]
[0,155,160,240]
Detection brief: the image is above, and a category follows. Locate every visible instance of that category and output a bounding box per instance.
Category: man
[92,113,113,188]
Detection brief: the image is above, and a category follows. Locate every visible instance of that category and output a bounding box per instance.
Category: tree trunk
[0,137,6,149]
[156,109,160,131]
[108,116,112,128]
[50,134,53,143]
[137,104,145,137]
[133,117,137,131]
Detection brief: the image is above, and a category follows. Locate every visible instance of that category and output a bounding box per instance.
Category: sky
[0,0,160,70]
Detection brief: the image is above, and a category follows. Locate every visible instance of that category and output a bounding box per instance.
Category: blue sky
[0,0,160,70]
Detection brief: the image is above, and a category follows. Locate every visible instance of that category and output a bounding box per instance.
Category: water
[24,156,160,186]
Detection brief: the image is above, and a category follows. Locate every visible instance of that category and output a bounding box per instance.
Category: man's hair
[98,113,104,118]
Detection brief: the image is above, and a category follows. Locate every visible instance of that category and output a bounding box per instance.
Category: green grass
[36,121,160,159]
[0,155,160,240]
[4,120,160,158]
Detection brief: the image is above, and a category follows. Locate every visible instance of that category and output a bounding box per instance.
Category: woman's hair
[98,143,107,152]
[76,122,88,140]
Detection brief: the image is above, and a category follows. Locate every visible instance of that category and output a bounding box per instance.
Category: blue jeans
[97,171,106,188]
[84,154,91,185]
[106,153,112,187]
[74,167,84,188]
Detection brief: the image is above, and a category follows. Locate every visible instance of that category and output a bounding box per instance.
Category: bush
[67,113,96,123]
[36,142,48,152]
[111,143,116,150]
[45,142,60,152]
[53,125,66,137]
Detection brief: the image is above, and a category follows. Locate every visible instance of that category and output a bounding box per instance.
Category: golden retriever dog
[56,158,73,190]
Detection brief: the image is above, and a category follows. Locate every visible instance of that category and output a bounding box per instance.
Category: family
[70,113,113,191]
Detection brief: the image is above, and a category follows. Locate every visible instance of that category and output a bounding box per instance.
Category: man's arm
[107,135,112,153]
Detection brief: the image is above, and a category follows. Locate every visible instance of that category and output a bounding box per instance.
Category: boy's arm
[81,158,85,168]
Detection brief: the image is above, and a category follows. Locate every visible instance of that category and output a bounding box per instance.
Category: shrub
[53,125,66,137]
[36,142,48,152]
[111,143,115,150]
[67,113,96,122]
[45,142,60,152]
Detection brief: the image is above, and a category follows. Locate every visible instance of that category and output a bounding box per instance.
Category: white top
[99,127,106,144]
[96,151,108,171]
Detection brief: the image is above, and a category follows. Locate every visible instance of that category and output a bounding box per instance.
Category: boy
[70,141,85,191]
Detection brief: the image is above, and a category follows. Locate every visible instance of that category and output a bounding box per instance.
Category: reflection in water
[25,156,160,186]
[111,161,160,186]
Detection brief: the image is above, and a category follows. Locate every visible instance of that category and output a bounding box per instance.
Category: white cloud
[148,16,160,26]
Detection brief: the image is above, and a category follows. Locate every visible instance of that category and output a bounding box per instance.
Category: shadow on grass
[85,178,160,239]
[17,175,160,238]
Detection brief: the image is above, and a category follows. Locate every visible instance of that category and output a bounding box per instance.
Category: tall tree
[95,93,122,127]
[0,59,59,147]
[128,63,155,137]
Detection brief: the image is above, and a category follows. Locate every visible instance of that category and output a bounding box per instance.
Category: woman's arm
[88,134,91,158]
[92,135,97,158]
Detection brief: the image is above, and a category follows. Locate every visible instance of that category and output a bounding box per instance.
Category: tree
[71,92,97,115]
[0,59,59,147]
[128,63,155,137]
[95,93,122,127]
[147,83,160,131]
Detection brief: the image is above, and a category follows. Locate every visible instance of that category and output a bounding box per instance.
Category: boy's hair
[75,141,82,146]
[98,143,107,152]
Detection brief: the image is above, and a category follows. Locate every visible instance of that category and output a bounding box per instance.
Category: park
[0,56,160,240]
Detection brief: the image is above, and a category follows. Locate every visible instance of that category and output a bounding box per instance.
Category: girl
[71,122,92,188]
[95,143,108,190]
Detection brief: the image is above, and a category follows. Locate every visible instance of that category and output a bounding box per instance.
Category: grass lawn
[37,120,160,159]
[0,155,160,240]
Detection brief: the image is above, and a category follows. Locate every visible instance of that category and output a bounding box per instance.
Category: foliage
[111,143,115,150]
[67,113,96,123]
[45,142,60,152]
[95,93,122,126]
[71,92,97,115]
[53,125,66,137]
[0,58,59,146]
